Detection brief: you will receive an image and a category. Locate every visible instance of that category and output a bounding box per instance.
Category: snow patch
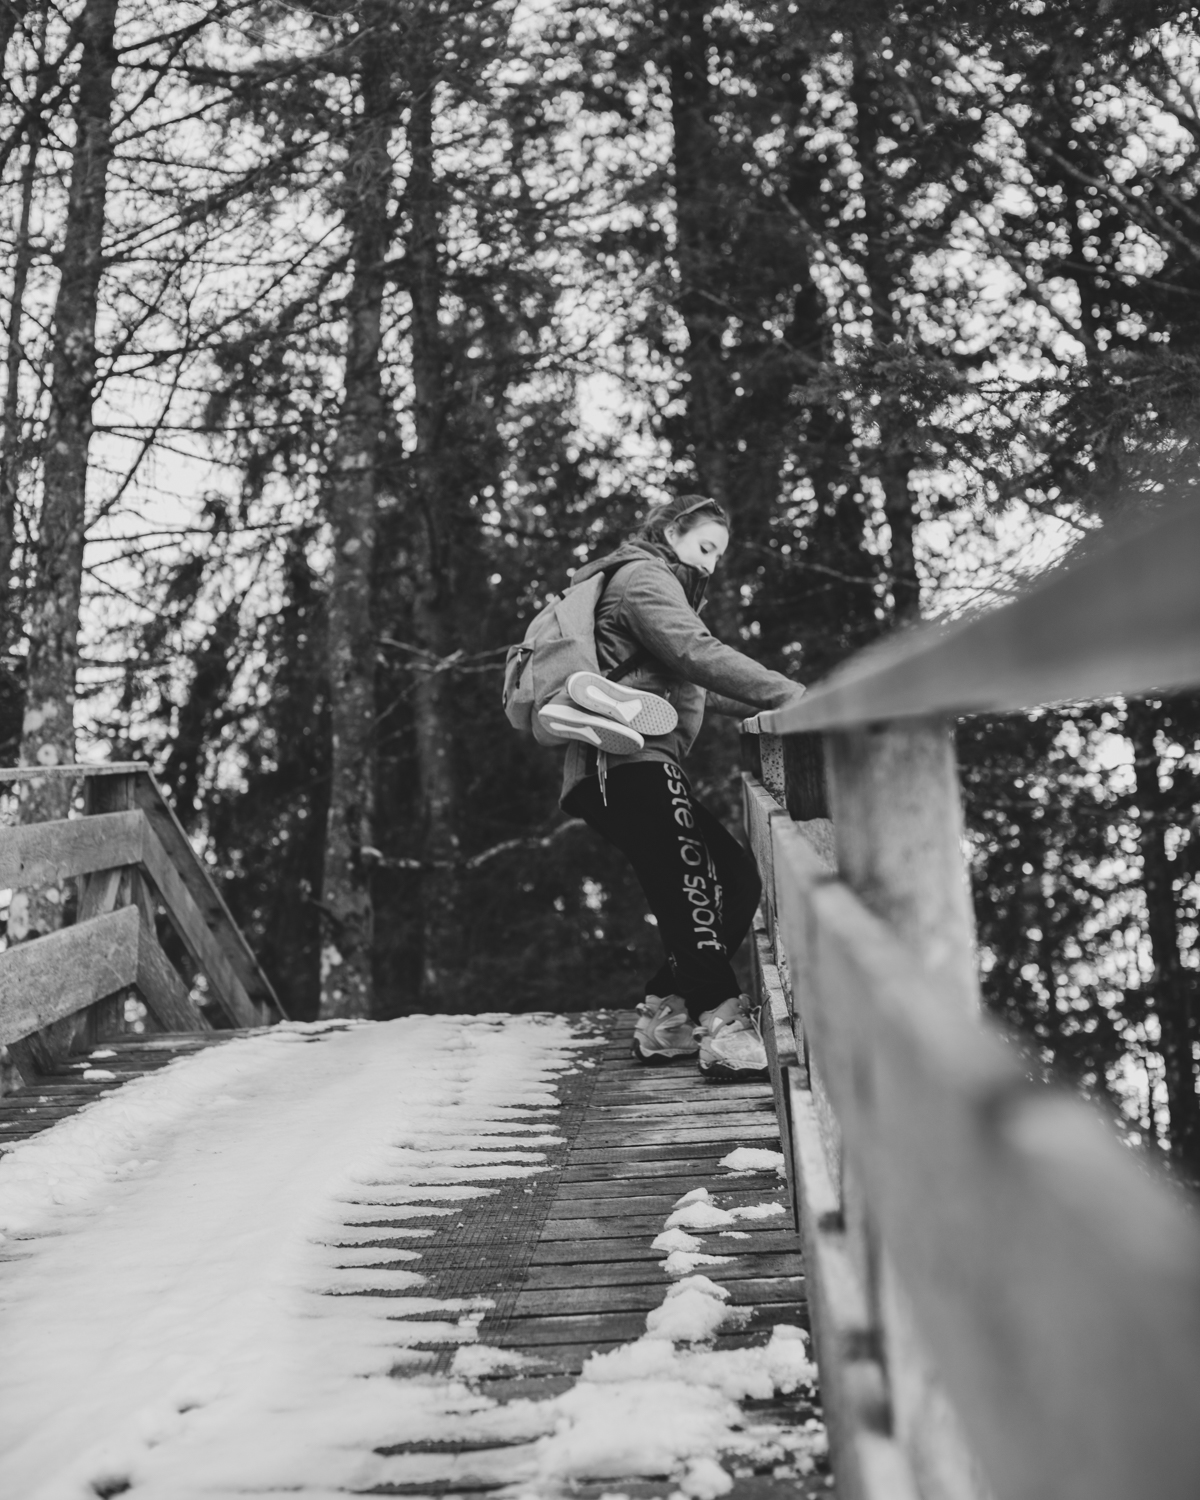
[452,1344,541,1378]
[663,1249,733,1276]
[680,1454,734,1497]
[720,1147,786,1176]
[645,1276,732,1342]
[665,1198,785,1231]
[0,1014,590,1497]
[673,1186,712,1208]
[652,1226,702,1253]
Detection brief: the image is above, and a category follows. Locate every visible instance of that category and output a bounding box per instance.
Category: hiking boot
[697,995,769,1081]
[632,994,700,1064]
[537,703,645,754]
[567,671,679,737]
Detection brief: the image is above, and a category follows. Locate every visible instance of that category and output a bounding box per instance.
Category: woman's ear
[663,523,679,547]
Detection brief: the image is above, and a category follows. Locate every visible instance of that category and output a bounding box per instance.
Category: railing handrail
[0,766,284,1070]
[751,498,1200,735]
[0,762,152,781]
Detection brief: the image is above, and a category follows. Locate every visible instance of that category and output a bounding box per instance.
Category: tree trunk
[406,23,462,1006]
[1126,699,1200,1177]
[12,0,118,943]
[665,0,732,510]
[880,450,919,622]
[851,41,920,625]
[318,7,394,1019]
[0,125,39,651]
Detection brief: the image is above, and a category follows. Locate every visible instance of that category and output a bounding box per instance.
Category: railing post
[78,771,147,1046]
[824,717,978,1006]
[757,731,786,805]
[783,731,828,821]
[823,715,989,1500]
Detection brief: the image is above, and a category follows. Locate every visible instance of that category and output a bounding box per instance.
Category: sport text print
[665,764,724,953]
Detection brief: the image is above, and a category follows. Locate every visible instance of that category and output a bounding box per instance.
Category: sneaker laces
[639,993,685,1017]
[704,996,760,1036]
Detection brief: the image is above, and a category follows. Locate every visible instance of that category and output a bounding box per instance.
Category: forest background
[2,0,1200,1175]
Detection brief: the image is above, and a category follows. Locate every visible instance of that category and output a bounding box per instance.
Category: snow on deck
[0,1014,828,1499]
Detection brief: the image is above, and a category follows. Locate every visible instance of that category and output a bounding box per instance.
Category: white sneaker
[697,995,769,1081]
[567,671,678,737]
[632,994,700,1064]
[537,703,644,754]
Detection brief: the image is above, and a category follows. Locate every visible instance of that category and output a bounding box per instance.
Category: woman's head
[632,494,730,576]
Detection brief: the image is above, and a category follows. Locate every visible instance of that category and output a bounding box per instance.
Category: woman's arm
[617,561,802,710]
[705,691,761,717]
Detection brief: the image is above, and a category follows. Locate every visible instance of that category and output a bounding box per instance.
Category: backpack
[502,562,649,747]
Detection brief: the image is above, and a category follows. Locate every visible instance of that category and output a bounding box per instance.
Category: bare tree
[319,0,398,1018]
[0,122,39,650]
[405,9,463,1004]
[1127,698,1200,1178]
[13,0,118,939]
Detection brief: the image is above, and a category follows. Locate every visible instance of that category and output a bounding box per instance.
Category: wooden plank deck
[401,1012,830,1497]
[0,1030,247,1146]
[0,1011,830,1496]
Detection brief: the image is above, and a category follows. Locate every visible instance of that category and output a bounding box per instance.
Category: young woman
[538,495,806,1079]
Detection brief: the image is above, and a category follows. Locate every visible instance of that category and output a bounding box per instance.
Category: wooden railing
[0,763,285,1080]
[742,500,1200,1500]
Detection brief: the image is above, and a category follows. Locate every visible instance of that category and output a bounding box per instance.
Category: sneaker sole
[537,705,644,754]
[631,1041,699,1065]
[698,1056,770,1082]
[567,672,678,737]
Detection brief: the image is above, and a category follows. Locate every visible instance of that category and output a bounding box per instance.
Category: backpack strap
[606,646,652,684]
[595,557,657,684]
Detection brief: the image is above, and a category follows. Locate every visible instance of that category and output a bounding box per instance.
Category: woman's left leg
[688,797,761,969]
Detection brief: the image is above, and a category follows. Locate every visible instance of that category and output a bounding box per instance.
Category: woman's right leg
[564,760,743,1021]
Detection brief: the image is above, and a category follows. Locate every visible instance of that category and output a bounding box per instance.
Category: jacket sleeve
[616,561,801,711]
[705,691,762,718]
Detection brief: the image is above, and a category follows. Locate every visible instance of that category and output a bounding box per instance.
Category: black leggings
[564,760,762,1021]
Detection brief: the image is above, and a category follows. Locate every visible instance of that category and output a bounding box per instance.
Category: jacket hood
[572,540,709,610]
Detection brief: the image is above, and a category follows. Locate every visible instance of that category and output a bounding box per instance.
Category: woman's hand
[740,683,807,734]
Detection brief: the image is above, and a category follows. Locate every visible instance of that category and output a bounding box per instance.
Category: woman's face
[665,518,730,576]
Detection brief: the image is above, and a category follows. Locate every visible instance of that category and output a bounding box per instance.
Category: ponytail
[631,494,730,549]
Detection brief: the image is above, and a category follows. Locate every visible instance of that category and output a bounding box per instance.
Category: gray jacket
[561,541,800,801]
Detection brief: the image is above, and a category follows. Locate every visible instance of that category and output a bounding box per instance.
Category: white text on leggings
[665,765,723,952]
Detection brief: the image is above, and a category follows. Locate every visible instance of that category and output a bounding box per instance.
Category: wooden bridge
[1,499,1199,1498]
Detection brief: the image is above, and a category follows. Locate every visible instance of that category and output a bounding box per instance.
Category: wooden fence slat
[0,907,140,1045]
[878,1248,993,1500]
[754,497,1200,734]
[135,916,210,1033]
[786,1068,923,1500]
[769,813,842,1180]
[76,865,125,923]
[0,811,143,890]
[138,818,263,1028]
[133,773,283,1021]
[743,774,785,951]
[754,926,801,1231]
[772,817,1200,1500]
